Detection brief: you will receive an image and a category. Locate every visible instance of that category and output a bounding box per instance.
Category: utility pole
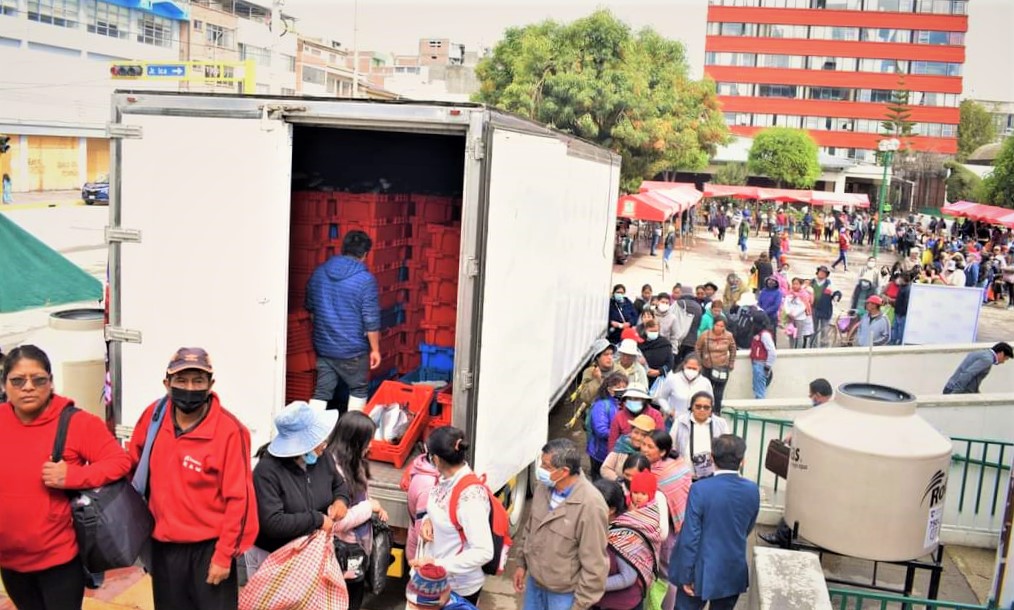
[352,0,360,98]
[872,138,900,260]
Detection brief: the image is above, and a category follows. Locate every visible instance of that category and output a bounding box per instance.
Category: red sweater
[0,395,131,572]
[128,393,259,569]
[608,406,665,451]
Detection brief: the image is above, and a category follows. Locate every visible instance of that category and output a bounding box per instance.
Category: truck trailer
[105,91,620,535]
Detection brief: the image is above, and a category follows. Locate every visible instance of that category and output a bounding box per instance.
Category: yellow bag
[748,269,759,292]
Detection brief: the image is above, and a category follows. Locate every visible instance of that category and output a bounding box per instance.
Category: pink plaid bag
[240,529,349,610]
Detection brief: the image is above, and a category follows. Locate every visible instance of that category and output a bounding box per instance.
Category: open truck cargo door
[469,125,618,493]
[110,107,292,449]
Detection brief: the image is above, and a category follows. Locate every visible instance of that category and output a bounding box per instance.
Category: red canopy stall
[942,201,1014,229]
[700,184,869,208]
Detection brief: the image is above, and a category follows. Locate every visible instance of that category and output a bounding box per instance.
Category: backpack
[448,473,513,575]
[53,403,162,577]
[729,308,758,350]
[670,300,694,344]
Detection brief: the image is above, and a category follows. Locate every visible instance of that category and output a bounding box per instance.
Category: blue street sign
[146,64,186,77]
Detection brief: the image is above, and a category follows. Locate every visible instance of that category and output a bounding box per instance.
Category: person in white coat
[411,426,494,605]
[652,353,713,427]
[672,391,730,481]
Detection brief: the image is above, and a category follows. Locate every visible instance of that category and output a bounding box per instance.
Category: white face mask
[657,303,670,313]
[867,261,876,269]
[683,369,700,381]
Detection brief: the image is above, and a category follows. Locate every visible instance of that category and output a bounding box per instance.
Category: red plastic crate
[432,386,453,428]
[287,311,313,353]
[292,193,338,222]
[378,287,410,311]
[287,349,316,373]
[413,195,455,224]
[289,246,327,271]
[339,194,411,223]
[423,303,455,326]
[366,245,411,269]
[374,265,409,289]
[344,220,411,244]
[423,255,458,279]
[423,277,457,303]
[364,381,434,467]
[285,371,316,403]
[420,323,455,347]
[423,224,461,254]
[290,221,332,245]
[397,349,421,372]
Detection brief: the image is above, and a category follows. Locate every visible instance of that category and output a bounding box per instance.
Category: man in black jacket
[676,292,705,365]
[890,272,912,345]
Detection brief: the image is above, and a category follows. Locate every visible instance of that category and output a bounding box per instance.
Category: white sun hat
[267,401,340,458]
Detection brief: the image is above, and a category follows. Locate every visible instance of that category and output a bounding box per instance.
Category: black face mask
[170,387,210,414]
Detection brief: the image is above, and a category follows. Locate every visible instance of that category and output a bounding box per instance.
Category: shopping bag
[644,577,668,610]
[239,529,348,610]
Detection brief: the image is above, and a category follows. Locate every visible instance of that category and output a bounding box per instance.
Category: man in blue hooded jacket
[306,230,381,412]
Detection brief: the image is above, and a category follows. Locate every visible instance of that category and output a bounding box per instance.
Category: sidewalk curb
[0,201,86,212]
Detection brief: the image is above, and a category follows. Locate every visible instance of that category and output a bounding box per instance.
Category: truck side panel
[114,113,292,447]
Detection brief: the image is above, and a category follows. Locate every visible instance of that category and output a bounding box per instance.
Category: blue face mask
[613,293,625,302]
[646,331,660,341]
[625,399,644,414]
[536,466,556,487]
[303,450,319,465]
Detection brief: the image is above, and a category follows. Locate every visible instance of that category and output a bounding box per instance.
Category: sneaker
[758,531,788,546]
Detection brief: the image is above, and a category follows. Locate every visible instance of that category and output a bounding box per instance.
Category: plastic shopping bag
[645,578,668,610]
[240,529,348,610]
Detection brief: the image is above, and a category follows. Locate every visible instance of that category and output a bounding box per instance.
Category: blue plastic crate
[419,344,454,373]
[399,367,452,383]
[380,304,405,329]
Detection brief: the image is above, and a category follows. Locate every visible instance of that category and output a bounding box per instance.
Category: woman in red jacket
[0,345,131,610]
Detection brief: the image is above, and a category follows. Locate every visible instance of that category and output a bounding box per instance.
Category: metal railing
[827,587,992,610]
[726,409,1013,542]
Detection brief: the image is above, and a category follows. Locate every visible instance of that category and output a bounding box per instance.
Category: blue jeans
[831,249,848,269]
[313,353,369,401]
[891,315,906,345]
[522,576,575,610]
[751,360,769,399]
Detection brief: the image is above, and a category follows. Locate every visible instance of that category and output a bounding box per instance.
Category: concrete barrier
[722,343,1014,401]
[750,547,832,610]
[722,394,1014,549]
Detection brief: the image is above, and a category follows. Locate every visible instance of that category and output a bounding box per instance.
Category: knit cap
[630,470,657,498]
[406,564,451,607]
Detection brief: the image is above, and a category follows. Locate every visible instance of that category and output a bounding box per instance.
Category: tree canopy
[943,160,984,204]
[747,128,821,188]
[473,10,729,192]
[713,162,748,186]
[957,100,997,162]
[979,137,1014,208]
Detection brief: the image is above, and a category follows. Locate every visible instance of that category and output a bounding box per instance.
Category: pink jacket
[402,453,439,560]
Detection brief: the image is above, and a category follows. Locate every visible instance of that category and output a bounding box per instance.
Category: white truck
[105,91,620,533]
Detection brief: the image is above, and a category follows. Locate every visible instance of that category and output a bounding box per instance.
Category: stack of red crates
[413,196,459,350]
[289,192,339,308]
[286,310,316,402]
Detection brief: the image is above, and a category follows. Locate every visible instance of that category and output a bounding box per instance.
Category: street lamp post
[872,138,900,259]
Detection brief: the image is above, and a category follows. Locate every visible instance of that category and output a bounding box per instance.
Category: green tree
[473,10,729,192]
[956,100,997,162]
[944,160,984,203]
[979,137,1014,208]
[747,127,821,188]
[713,162,748,186]
[881,71,915,147]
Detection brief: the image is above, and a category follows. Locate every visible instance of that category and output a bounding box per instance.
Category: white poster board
[902,283,981,345]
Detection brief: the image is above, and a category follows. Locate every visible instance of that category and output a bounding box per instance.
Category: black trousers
[151,539,237,610]
[0,557,86,610]
[347,580,366,610]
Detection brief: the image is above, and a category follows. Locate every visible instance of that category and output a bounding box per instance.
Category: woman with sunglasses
[672,392,729,481]
[0,345,131,610]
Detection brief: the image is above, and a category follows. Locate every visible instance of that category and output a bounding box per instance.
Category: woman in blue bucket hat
[247,401,350,576]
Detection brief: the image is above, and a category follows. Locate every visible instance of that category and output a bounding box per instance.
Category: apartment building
[0,0,187,191]
[705,0,968,163]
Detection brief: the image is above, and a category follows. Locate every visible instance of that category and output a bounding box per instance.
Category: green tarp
[0,213,102,313]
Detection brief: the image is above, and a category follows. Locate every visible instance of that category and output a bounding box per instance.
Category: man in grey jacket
[514,439,609,610]
[856,295,891,347]
[943,342,1012,394]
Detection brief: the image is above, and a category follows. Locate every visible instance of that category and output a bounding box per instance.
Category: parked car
[82,175,109,205]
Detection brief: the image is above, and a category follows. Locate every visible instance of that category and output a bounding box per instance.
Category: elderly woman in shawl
[642,429,692,610]
[592,478,663,610]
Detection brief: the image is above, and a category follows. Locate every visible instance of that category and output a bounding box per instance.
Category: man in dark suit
[670,435,760,610]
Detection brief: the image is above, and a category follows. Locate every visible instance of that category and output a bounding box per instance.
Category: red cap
[866,295,883,306]
[621,327,644,344]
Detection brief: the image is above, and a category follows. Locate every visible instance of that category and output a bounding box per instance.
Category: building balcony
[728,125,957,153]
[705,65,962,93]
[707,5,968,31]
[717,96,959,123]
[705,36,965,62]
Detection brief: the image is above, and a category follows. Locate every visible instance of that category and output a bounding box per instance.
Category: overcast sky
[282,0,707,58]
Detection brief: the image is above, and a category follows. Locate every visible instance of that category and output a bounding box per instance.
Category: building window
[137,13,172,47]
[808,56,856,71]
[864,0,916,10]
[858,89,895,103]
[86,1,128,38]
[206,24,234,49]
[428,40,443,48]
[27,0,80,28]
[283,54,296,72]
[917,0,965,13]
[192,19,202,31]
[757,84,797,98]
[809,86,850,101]
[911,61,960,76]
[717,82,753,96]
[281,87,295,95]
[914,30,963,45]
[757,54,804,69]
[861,28,912,43]
[858,58,909,73]
[302,65,325,86]
[1,0,18,15]
[709,52,756,67]
[723,112,749,126]
[814,0,863,8]
[255,84,270,94]
[239,44,272,67]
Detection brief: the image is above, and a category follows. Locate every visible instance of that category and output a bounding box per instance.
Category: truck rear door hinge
[105,226,142,244]
[107,123,142,139]
[458,370,474,390]
[467,139,485,161]
[105,326,142,344]
[465,256,480,278]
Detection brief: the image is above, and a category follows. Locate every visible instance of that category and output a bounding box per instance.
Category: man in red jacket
[128,347,258,610]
